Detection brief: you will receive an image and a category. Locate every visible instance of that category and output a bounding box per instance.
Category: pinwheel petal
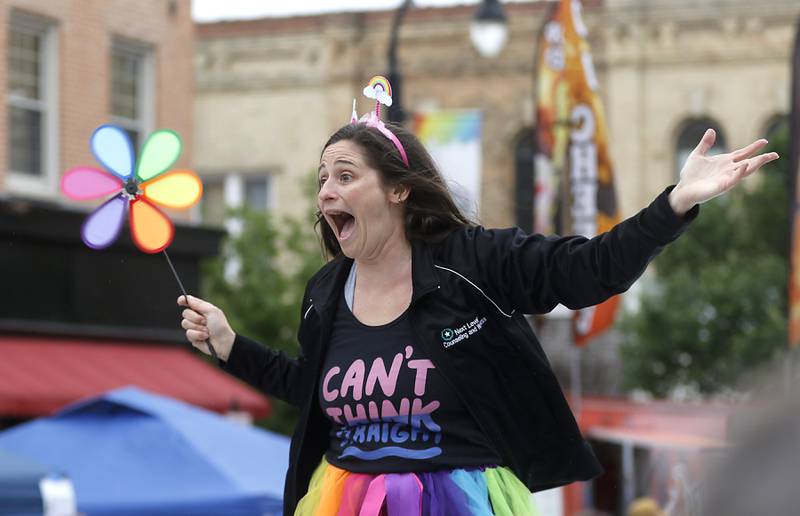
[61,167,123,200]
[81,195,127,249]
[130,198,174,253]
[90,125,135,180]
[136,130,182,182]
[141,170,202,209]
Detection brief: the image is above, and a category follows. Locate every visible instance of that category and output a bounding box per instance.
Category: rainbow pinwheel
[61,125,202,253]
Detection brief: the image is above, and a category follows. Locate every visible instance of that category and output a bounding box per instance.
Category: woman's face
[318,140,407,260]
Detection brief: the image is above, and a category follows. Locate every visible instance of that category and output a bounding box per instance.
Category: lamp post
[470,0,508,58]
[387,0,413,124]
[387,0,507,122]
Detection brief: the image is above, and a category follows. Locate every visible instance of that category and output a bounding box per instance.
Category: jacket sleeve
[469,186,699,314]
[219,291,313,408]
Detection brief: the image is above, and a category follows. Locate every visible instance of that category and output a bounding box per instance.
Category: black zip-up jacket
[222,186,698,515]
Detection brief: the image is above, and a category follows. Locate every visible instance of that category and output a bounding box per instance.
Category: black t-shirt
[318,291,501,473]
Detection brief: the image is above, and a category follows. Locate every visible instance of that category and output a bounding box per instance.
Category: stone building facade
[195,0,799,224]
[195,0,800,394]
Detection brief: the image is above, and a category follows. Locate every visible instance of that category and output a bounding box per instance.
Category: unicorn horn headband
[352,75,409,167]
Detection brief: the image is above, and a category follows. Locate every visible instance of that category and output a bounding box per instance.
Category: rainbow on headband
[350,75,409,167]
[362,75,393,107]
[368,76,392,97]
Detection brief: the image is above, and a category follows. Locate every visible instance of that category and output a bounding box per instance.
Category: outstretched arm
[465,130,780,315]
[178,295,308,407]
[669,129,779,216]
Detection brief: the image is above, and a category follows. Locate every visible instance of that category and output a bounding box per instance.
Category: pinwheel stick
[163,249,219,361]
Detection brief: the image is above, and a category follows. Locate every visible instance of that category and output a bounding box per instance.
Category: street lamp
[387,0,413,124]
[470,0,508,58]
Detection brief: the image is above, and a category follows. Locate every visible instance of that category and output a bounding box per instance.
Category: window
[244,176,271,212]
[110,38,153,151]
[200,178,226,228]
[6,11,57,196]
[200,173,273,229]
[200,173,273,283]
[675,118,727,178]
[513,128,535,234]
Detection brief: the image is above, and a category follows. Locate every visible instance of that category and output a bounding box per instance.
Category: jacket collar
[410,238,440,303]
[308,239,440,313]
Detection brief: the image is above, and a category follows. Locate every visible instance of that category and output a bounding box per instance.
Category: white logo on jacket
[442,316,487,348]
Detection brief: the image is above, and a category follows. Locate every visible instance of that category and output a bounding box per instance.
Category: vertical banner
[535,0,620,346]
[788,15,800,348]
[413,110,482,220]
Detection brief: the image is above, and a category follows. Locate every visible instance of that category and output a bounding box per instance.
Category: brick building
[0,0,194,198]
[0,0,267,423]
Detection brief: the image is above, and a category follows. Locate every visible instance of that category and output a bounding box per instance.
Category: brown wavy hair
[316,122,474,258]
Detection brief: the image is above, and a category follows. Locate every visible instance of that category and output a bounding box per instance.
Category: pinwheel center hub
[124,179,140,197]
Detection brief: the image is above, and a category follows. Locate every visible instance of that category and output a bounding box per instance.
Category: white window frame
[199,172,274,229]
[194,175,225,227]
[198,172,274,282]
[6,11,59,199]
[109,37,154,151]
[242,174,274,213]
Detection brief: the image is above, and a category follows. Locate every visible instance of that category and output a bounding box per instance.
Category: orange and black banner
[534,0,620,346]
[788,15,800,348]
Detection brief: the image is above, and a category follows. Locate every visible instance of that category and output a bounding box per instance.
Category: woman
[179,93,777,515]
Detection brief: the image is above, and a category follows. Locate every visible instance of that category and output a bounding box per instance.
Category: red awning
[587,426,728,450]
[0,335,270,418]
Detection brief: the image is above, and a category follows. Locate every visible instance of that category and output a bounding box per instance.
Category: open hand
[178,295,236,361]
[669,128,779,215]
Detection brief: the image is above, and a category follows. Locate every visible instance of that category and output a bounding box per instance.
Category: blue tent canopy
[0,448,46,516]
[0,387,290,516]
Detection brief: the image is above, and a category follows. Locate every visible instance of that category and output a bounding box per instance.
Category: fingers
[693,128,716,156]
[182,305,209,342]
[718,162,747,193]
[182,308,205,325]
[186,329,209,345]
[731,161,749,186]
[181,318,206,332]
[731,139,768,162]
[177,294,216,315]
[724,152,779,191]
[177,296,222,356]
[742,152,780,173]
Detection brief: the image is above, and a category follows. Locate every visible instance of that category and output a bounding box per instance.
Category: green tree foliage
[620,128,790,397]
[202,184,324,435]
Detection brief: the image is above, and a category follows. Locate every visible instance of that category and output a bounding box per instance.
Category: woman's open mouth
[327,210,356,241]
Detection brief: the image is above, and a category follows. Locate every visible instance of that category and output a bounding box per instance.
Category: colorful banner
[788,16,800,348]
[534,0,620,346]
[413,110,482,220]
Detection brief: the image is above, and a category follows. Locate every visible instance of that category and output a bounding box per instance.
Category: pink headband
[351,76,409,167]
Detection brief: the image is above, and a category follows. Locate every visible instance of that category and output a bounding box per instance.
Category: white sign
[532,486,564,516]
[40,476,78,516]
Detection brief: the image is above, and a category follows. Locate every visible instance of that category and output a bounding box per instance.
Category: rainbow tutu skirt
[294,457,537,516]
